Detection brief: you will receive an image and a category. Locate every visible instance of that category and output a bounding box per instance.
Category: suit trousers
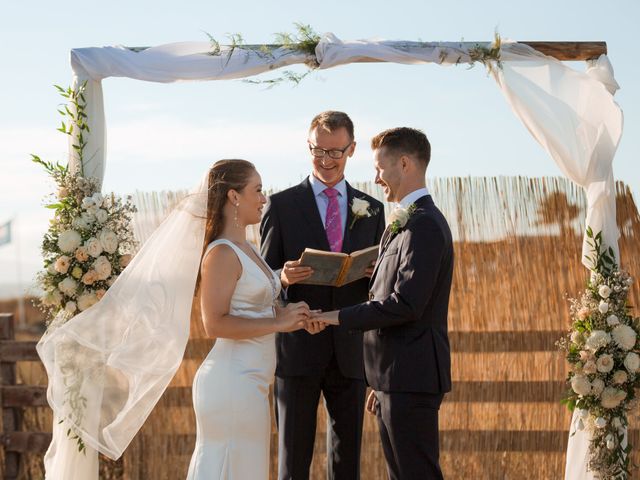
[274,356,366,480]
[375,391,444,480]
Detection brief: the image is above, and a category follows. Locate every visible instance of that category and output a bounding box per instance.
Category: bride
[38,159,324,480]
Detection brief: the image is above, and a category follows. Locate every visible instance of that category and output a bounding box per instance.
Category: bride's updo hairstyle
[203,159,256,247]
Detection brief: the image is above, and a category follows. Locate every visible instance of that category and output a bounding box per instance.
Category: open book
[296,245,379,287]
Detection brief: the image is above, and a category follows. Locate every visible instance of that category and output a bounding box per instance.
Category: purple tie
[324,188,343,252]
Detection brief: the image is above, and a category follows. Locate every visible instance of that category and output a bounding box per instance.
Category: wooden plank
[450,331,564,352]
[1,386,48,407]
[0,341,39,361]
[0,313,20,479]
[0,432,51,454]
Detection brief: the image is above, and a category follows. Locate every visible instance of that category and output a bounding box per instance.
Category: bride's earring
[234,203,240,228]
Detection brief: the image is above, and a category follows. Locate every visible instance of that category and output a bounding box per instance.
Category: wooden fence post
[0,313,21,479]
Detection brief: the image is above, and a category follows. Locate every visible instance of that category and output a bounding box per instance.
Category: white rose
[85,237,103,258]
[64,301,77,314]
[77,291,98,311]
[601,387,627,409]
[571,374,592,396]
[93,256,112,280]
[591,378,605,396]
[598,301,609,314]
[58,277,78,296]
[570,331,583,345]
[388,206,411,229]
[98,229,119,254]
[54,255,71,274]
[57,230,82,253]
[596,354,614,373]
[585,330,611,351]
[594,417,607,428]
[351,198,371,217]
[607,314,620,326]
[579,350,592,362]
[81,197,95,210]
[624,352,640,373]
[583,361,597,374]
[91,193,104,207]
[43,289,63,306]
[599,285,612,299]
[95,209,108,224]
[47,263,57,275]
[612,370,628,385]
[612,324,637,351]
[606,434,615,450]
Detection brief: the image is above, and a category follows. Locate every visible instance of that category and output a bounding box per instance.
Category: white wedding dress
[186,239,280,479]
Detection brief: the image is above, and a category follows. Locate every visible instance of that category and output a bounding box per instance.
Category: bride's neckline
[216,238,277,298]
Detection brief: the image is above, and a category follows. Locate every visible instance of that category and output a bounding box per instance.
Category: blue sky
[0,0,638,294]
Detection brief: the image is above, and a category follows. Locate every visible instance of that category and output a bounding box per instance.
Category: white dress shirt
[398,187,430,208]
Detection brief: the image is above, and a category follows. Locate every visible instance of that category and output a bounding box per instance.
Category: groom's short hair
[371,127,431,169]
[309,111,354,140]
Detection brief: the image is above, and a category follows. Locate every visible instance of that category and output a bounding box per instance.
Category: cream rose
[601,387,627,409]
[583,361,597,374]
[64,301,77,314]
[93,256,112,280]
[44,289,63,306]
[119,254,133,268]
[77,291,98,311]
[585,330,611,351]
[98,229,119,254]
[599,285,612,299]
[54,255,71,274]
[607,314,620,326]
[95,209,108,224]
[624,352,640,373]
[85,237,103,258]
[596,354,614,373]
[591,378,605,396]
[95,289,106,300]
[75,246,90,262]
[598,301,610,314]
[81,270,98,286]
[571,374,592,396]
[58,277,78,296]
[612,370,628,385]
[57,230,82,253]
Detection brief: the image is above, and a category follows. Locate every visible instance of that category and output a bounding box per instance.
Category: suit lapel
[296,177,331,251]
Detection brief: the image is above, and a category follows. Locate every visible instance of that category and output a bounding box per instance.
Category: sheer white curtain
[41,35,622,480]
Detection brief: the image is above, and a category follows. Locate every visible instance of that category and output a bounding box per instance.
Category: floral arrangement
[349,197,379,229]
[559,227,639,479]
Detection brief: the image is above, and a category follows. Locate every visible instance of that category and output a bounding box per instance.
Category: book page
[297,249,348,286]
[340,245,380,285]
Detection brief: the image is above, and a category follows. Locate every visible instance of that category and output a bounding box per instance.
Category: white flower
[64,301,77,314]
[43,289,63,307]
[583,361,597,374]
[596,354,614,373]
[75,246,89,263]
[612,325,637,351]
[607,314,620,326]
[389,207,411,228]
[624,352,640,373]
[601,387,627,409]
[612,370,628,385]
[606,434,615,450]
[585,330,611,351]
[98,229,119,254]
[95,209,108,224]
[598,301,609,314]
[85,237,103,258]
[598,285,612,299]
[58,277,78,296]
[77,291,98,311]
[81,197,96,210]
[81,270,98,286]
[591,378,605,395]
[594,417,607,428]
[351,198,371,217]
[91,193,104,207]
[46,263,57,275]
[93,256,112,280]
[570,331,583,345]
[54,255,71,274]
[579,350,592,362]
[571,374,592,396]
[57,230,82,253]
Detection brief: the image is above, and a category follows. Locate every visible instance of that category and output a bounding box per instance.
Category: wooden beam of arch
[128,41,606,62]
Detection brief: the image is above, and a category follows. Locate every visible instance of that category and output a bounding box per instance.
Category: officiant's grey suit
[260,176,384,480]
[339,193,453,480]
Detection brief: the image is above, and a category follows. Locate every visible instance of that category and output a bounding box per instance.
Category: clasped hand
[276,302,340,334]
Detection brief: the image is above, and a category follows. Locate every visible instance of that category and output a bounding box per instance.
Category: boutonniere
[388,203,417,234]
[349,197,379,229]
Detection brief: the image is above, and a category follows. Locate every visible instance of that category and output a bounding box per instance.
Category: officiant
[260,110,385,479]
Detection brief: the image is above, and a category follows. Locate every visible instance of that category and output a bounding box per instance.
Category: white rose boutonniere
[349,197,379,229]
[388,203,417,234]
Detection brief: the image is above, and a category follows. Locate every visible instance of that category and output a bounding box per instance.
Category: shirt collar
[309,174,347,198]
[398,187,429,208]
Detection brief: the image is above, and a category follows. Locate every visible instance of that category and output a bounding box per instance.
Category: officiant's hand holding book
[296,245,379,287]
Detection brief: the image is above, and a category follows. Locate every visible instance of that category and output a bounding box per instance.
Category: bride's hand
[304,311,326,335]
[275,301,310,332]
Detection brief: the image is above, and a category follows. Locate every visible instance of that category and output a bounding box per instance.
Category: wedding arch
[44,32,624,480]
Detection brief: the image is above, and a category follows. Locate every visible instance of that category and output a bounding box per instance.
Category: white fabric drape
[42,34,622,480]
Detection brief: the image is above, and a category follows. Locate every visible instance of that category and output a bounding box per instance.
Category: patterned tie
[324,188,343,252]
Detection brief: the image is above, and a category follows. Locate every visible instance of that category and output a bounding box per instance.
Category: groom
[260,111,385,479]
[317,127,453,479]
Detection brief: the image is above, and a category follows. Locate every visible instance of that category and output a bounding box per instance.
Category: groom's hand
[281,260,313,287]
[364,259,376,278]
[366,390,379,415]
[312,310,340,326]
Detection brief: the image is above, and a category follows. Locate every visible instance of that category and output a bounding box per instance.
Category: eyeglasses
[308,141,353,160]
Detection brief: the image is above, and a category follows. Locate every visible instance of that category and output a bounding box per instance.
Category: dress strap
[202,239,244,267]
